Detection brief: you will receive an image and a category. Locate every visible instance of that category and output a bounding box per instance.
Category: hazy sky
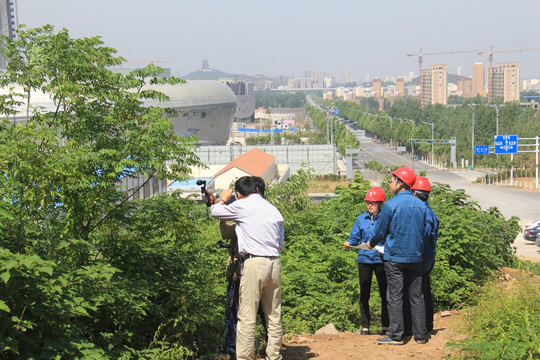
[16,0,540,81]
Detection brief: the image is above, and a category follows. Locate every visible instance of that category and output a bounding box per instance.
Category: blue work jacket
[369,190,427,263]
[347,211,384,264]
[422,202,439,270]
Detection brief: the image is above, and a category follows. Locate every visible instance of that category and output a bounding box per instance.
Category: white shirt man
[211,176,285,360]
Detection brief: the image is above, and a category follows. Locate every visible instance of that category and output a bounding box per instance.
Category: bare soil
[277,311,465,360]
[273,267,540,360]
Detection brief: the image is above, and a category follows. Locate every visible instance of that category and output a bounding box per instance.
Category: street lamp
[490,104,505,135]
[422,121,435,165]
[468,104,478,169]
[258,107,263,135]
[326,110,330,144]
[402,118,415,170]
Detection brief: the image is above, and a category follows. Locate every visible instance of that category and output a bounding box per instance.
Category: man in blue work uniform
[411,176,439,334]
[367,166,428,345]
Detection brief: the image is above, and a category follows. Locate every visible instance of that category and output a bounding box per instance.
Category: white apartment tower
[422,64,447,106]
[491,62,520,102]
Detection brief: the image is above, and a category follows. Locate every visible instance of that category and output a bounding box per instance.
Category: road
[307,96,539,259]
[349,133,540,260]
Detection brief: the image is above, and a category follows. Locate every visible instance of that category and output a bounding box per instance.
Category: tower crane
[407,48,479,106]
[478,46,540,101]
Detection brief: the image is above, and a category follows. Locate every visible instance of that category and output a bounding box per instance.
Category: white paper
[349,243,370,250]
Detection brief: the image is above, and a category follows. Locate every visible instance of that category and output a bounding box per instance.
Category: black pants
[384,261,426,341]
[357,262,389,329]
[422,261,435,332]
[404,260,435,334]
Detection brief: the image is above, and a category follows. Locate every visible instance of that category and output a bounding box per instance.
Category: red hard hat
[391,166,416,187]
[364,187,386,202]
[411,176,431,192]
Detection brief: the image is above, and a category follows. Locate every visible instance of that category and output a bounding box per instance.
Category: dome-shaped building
[143,80,237,145]
[1,80,237,145]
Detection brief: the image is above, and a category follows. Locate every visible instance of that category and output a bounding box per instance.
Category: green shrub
[448,268,540,360]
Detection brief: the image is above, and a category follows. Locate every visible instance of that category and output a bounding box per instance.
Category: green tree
[0,25,209,358]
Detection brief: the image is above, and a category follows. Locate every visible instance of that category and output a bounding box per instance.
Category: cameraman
[209,176,285,360]
[214,177,268,359]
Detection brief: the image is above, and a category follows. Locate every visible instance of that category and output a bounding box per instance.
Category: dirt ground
[273,266,539,360]
[277,311,465,360]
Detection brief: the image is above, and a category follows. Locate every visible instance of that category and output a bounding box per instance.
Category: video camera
[197,179,212,207]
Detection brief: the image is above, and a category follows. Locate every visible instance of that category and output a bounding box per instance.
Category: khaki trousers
[236,256,282,360]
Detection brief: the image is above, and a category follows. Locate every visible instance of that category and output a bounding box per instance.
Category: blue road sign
[475,145,490,155]
[494,135,518,154]
[334,109,339,115]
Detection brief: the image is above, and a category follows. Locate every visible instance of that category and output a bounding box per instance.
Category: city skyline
[16,0,540,81]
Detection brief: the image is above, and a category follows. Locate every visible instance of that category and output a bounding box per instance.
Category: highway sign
[494,135,518,154]
[475,145,490,155]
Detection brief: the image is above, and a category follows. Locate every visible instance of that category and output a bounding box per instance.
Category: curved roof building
[1,80,237,145]
[143,80,237,145]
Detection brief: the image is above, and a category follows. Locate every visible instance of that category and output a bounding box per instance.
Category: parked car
[523,220,540,241]
[536,233,540,248]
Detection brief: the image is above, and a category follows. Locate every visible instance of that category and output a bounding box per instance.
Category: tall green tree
[0,25,208,358]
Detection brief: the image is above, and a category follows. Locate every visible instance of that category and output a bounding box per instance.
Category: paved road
[350,136,540,259]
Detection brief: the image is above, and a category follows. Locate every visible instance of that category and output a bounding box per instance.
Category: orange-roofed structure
[212,148,277,189]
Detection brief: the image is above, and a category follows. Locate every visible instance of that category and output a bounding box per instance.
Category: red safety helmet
[391,166,416,187]
[411,176,431,192]
[364,187,386,202]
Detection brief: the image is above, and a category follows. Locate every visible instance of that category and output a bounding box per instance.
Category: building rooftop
[213,148,276,178]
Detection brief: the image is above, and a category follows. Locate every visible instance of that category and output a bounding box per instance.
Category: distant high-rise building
[472,63,485,97]
[372,78,382,97]
[220,78,255,122]
[422,64,447,106]
[491,62,520,102]
[0,0,18,69]
[396,78,405,96]
[457,66,462,76]
[458,77,472,98]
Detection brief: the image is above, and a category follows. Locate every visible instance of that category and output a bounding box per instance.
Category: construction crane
[478,46,540,101]
[407,48,479,106]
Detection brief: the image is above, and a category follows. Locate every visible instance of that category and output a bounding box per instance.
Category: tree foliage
[0,25,216,359]
[331,96,540,168]
[0,26,526,359]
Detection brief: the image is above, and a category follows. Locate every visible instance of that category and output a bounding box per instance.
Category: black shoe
[415,337,427,344]
[360,328,369,335]
[377,336,404,345]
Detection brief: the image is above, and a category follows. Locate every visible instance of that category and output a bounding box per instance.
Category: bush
[448,268,540,360]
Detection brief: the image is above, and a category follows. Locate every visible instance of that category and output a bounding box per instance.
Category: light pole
[468,104,477,169]
[422,121,435,165]
[490,104,504,135]
[326,110,330,144]
[258,107,263,135]
[330,109,334,146]
[404,119,415,169]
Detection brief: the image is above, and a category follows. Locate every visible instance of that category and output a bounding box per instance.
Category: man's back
[373,190,427,263]
[211,193,284,257]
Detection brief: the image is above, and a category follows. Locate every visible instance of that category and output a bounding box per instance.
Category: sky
[16,0,540,82]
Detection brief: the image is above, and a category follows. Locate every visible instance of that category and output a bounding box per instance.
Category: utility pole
[468,104,478,169]
[422,121,435,165]
[490,104,504,135]
[258,107,263,135]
